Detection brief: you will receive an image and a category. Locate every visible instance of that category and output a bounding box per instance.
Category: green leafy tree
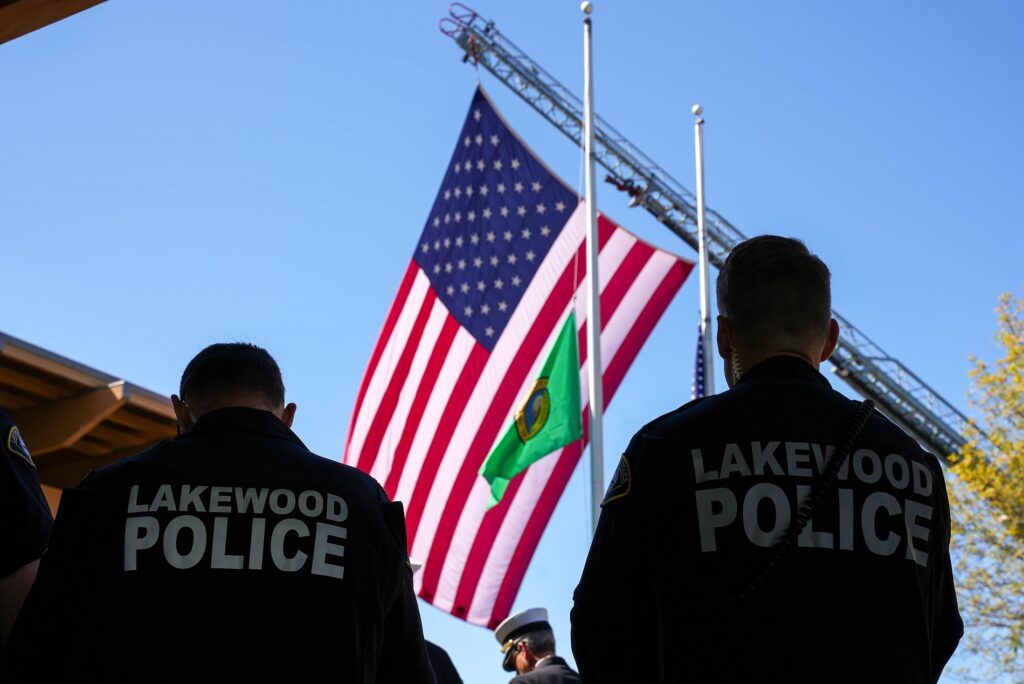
[949,291,1024,680]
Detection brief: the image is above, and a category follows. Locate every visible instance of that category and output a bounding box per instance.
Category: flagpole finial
[580,2,594,14]
[692,104,703,116]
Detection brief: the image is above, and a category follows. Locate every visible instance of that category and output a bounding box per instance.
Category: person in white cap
[493,607,580,683]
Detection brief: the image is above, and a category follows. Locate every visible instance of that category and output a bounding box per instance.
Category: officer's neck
[746,349,821,372]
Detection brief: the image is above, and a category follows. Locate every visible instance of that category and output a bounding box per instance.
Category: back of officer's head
[716,235,831,353]
[179,343,285,414]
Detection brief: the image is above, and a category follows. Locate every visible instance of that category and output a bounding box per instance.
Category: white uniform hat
[493,607,552,648]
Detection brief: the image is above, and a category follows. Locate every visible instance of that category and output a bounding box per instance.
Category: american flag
[692,324,706,399]
[344,87,693,628]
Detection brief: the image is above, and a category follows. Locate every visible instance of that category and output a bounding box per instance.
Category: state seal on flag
[515,378,550,443]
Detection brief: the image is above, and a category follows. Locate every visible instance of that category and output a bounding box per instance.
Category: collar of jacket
[736,355,831,388]
[186,406,307,449]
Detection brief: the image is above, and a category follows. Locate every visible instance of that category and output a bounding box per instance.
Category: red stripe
[405,343,489,545]
[417,240,588,609]
[489,262,688,625]
[354,289,438,473]
[450,239,654,612]
[383,315,461,499]
[345,262,419,460]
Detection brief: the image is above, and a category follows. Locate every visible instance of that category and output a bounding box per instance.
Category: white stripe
[369,300,449,484]
[430,226,647,610]
[408,205,587,564]
[345,272,431,465]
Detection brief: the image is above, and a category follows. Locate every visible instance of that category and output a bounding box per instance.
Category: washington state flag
[480,312,583,508]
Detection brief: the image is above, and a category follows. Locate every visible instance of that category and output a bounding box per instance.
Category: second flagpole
[693,104,715,396]
[582,1,605,535]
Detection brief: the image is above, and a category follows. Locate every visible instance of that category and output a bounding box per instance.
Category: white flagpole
[693,104,715,395]
[582,1,605,535]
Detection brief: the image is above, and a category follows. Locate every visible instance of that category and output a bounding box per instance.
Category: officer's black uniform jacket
[510,655,581,683]
[7,407,435,682]
[0,410,52,581]
[572,357,962,683]
[426,639,463,684]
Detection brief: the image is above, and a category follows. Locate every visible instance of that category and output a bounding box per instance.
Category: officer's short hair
[521,628,556,656]
[180,343,285,410]
[716,236,831,350]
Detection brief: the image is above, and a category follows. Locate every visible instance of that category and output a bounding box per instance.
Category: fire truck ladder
[440,4,972,462]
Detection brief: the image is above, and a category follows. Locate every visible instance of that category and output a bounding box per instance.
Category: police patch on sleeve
[7,426,36,468]
[601,455,631,507]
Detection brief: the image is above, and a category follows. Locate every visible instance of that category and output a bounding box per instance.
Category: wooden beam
[0,0,105,46]
[11,382,126,456]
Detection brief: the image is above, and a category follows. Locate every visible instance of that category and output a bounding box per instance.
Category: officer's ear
[171,395,195,433]
[280,402,297,428]
[819,318,840,362]
[716,315,733,361]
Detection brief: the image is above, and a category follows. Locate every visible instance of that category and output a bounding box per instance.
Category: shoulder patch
[601,454,632,507]
[7,425,36,468]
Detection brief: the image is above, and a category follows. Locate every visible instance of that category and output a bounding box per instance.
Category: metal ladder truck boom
[439,3,973,462]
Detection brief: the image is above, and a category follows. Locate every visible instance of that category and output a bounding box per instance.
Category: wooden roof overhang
[0,0,105,45]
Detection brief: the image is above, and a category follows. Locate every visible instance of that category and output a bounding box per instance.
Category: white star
[473,109,481,121]
[455,236,464,247]
[454,212,461,223]
[531,181,542,192]
[446,285,455,296]
[498,301,508,312]
[479,185,489,196]
[453,187,462,198]
[460,282,470,294]
[497,182,507,193]
[477,280,486,292]
[464,305,474,317]
[507,253,518,265]
[433,217,440,227]
[485,326,495,337]
[525,250,536,262]
[433,239,441,250]
[444,213,451,224]
[536,203,546,214]
[476,159,485,171]
[483,208,493,219]
[500,206,509,218]
[421,243,430,253]
[503,230,513,241]
[555,201,566,213]
[511,158,521,170]
[481,303,491,314]
[463,160,472,171]
[474,133,483,145]
[512,275,522,287]
[465,185,474,197]
[514,181,524,193]
[521,228,532,239]
[486,231,496,243]
[443,237,451,248]
[490,134,499,145]
[433,264,441,274]
[445,262,453,273]
[470,233,480,245]
[487,256,497,267]
[540,225,551,237]
[458,259,466,270]
[463,136,471,147]
[493,159,503,171]
[453,163,460,175]
[444,189,452,200]
[467,210,476,222]
[516,205,527,217]
[473,257,483,268]
[494,278,504,289]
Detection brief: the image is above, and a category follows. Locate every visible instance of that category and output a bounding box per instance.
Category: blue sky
[3,1,1021,680]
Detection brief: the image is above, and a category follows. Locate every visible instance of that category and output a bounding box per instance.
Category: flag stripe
[345,261,419,454]
[354,287,438,473]
[383,314,461,497]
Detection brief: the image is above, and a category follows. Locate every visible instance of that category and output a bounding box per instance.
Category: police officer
[495,608,580,683]
[572,236,962,683]
[0,410,52,645]
[7,343,435,681]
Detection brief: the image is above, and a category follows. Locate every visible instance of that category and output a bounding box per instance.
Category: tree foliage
[949,291,1024,680]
